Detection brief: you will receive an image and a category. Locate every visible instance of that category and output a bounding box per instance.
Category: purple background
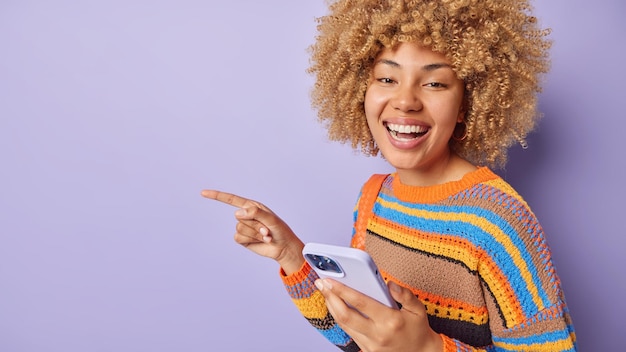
[1,1,624,351]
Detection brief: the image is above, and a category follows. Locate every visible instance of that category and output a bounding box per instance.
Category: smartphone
[302,242,398,309]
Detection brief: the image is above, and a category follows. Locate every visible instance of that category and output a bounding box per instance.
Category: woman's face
[364,42,466,183]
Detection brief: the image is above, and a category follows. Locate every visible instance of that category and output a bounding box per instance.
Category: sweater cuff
[279,260,312,286]
[440,333,459,352]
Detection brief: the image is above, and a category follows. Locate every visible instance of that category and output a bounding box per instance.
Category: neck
[395,153,476,187]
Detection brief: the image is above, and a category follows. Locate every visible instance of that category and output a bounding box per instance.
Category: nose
[391,84,422,112]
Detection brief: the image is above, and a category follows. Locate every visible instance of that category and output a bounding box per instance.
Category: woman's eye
[425,82,447,88]
[377,77,394,84]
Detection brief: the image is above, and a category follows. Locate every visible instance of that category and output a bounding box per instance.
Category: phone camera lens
[306,253,342,274]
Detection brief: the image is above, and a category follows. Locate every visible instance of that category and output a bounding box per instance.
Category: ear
[457,111,465,123]
[457,95,469,123]
[457,103,467,123]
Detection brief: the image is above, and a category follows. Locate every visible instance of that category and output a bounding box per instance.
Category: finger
[236,219,271,243]
[233,230,264,246]
[201,189,256,209]
[388,281,425,315]
[235,208,272,239]
[316,279,371,326]
[234,205,280,235]
[329,278,392,319]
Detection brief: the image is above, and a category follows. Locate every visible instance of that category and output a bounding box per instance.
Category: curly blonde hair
[308,0,551,167]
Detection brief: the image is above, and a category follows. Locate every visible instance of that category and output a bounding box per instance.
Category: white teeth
[386,123,428,134]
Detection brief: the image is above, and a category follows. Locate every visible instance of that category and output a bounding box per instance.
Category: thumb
[388,281,426,313]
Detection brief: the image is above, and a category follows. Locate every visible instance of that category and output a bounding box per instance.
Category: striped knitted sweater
[281,167,577,351]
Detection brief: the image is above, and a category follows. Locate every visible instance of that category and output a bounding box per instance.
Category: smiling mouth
[385,122,430,141]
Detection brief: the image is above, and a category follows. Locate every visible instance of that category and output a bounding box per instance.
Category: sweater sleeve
[436,196,577,351]
[280,262,361,351]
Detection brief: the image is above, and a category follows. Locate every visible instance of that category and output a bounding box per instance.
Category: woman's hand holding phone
[303,243,442,351]
[201,189,305,275]
[315,278,443,352]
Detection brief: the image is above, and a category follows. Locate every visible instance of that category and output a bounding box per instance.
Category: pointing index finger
[201,189,253,208]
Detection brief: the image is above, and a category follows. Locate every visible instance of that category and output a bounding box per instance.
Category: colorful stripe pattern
[282,167,576,351]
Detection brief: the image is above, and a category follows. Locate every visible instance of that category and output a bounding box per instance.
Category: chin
[381,153,423,171]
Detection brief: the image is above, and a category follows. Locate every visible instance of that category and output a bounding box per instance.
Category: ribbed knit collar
[390,167,498,203]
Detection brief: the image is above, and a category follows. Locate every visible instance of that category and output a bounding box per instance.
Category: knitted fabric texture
[281,167,576,351]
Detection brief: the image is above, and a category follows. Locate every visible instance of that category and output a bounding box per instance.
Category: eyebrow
[375,59,452,71]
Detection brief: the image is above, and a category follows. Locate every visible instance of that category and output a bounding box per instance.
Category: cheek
[364,89,383,124]
[434,95,465,126]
